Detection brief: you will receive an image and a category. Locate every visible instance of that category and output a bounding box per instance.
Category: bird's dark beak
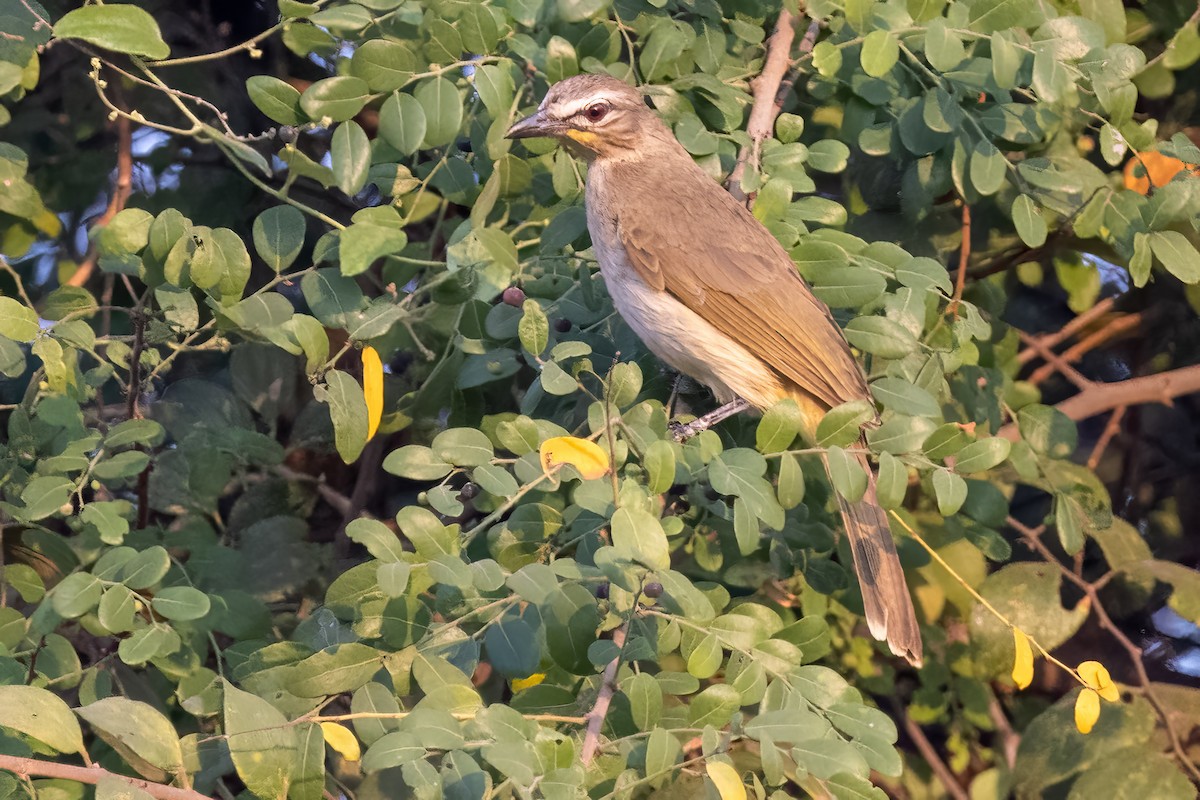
[505,110,559,140]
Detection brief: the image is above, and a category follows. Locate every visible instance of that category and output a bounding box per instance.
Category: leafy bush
[1,0,1200,798]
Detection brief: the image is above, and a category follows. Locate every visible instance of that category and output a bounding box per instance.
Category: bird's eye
[583,103,608,122]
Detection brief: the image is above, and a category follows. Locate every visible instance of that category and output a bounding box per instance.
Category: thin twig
[948,203,971,318]
[1027,311,1145,385]
[726,8,802,207]
[581,624,629,764]
[1086,405,1126,470]
[0,755,210,800]
[895,701,968,800]
[988,696,1020,770]
[69,112,134,288]
[1016,330,1093,390]
[1016,297,1116,365]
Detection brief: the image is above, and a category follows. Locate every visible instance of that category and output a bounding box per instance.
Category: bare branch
[726,8,820,207]
[580,624,627,764]
[69,113,134,288]
[0,755,212,800]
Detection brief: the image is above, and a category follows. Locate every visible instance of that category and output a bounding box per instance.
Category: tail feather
[826,449,923,666]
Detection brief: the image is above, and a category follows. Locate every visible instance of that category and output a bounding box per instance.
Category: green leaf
[543,583,600,674]
[611,507,671,570]
[826,446,867,503]
[792,738,869,780]
[150,586,211,621]
[287,643,383,697]
[484,613,540,678]
[1012,195,1048,247]
[756,400,802,453]
[252,205,306,273]
[54,5,170,59]
[1055,492,1086,554]
[347,518,405,562]
[1017,404,1077,458]
[223,680,298,798]
[301,268,365,328]
[643,440,676,494]
[991,32,1022,88]
[925,19,965,71]
[0,297,39,341]
[0,685,85,754]
[350,39,416,92]
[20,475,72,520]
[816,399,876,447]
[415,77,463,148]
[300,76,371,122]
[778,452,806,509]
[953,438,1011,473]
[870,377,940,417]
[379,92,427,155]
[687,684,742,728]
[383,445,453,480]
[806,139,850,173]
[518,299,549,357]
[332,121,371,196]
[932,468,967,515]
[362,731,425,772]
[339,222,408,277]
[432,427,495,467]
[1149,230,1200,283]
[875,451,907,509]
[969,0,1036,33]
[970,140,1007,196]
[844,316,918,358]
[76,697,184,777]
[246,75,305,125]
[860,30,899,77]
[318,370,369,463]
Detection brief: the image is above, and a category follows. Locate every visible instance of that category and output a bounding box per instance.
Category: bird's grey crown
[539,74,645,120]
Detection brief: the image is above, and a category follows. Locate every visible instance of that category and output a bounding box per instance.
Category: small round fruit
[643,582,663,599]
[502,286,526,307]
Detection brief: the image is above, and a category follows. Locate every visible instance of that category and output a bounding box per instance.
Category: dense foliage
[2,0,1200,798]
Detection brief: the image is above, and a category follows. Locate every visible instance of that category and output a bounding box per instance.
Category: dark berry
[278,125,298,144]
[502,286,526,307]
[643,582,663,599]
[459,482,480,500]
[594,583,609,599]
[553,317,571,333]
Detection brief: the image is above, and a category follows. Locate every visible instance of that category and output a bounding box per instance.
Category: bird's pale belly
[594,243,788,412]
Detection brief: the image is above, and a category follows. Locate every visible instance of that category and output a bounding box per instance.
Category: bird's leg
[670,398,752,442]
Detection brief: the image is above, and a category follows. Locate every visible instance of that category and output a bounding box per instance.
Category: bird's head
[505,74,658,161]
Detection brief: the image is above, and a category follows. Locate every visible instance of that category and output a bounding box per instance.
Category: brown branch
[580,624,628,764]
[948,203,971,318]
[1016,297,1116,366]
[1086,405,1126,471]
[726,8,806,207]
[0,755,211,800]
[68,112,133,288]
[988,696,1019,770]
[1016,330,1093,390]
[1027,312,1145,385]
[894,701,968,800]
[1000,364,1200,440]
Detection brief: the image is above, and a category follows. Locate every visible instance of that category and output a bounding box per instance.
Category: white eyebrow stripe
[554,94,615,118]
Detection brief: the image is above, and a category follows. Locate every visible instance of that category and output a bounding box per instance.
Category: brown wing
[611,158,870,409]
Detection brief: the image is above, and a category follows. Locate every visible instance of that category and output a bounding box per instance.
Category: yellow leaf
[1124,151,1199,195]
[705,761,746,800]
[362,346,383,441]
[1011,628,1034,690]
[1074,687,1101,734]
[320,721,361,762]
[539,436,609,480]
[1077,660,1119,702]
[511,673,545,692]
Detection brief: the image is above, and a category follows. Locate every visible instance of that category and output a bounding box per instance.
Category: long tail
[825,448,923,666]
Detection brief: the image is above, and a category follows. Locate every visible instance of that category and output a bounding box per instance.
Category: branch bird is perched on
[507,74,923,666]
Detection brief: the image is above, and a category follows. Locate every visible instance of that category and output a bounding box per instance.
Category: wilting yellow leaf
[320,721,361,762]
[362,346,383,441]
[1074,688,1101,734]
[705,761,747,800]
[1011,628,1034,690]
[511,673,545,692]
[1124,151,1199,194]
[1078,660,1120,702]
[539,436,609,479]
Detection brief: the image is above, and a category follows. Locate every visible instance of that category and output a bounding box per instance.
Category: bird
[506,74,923,666]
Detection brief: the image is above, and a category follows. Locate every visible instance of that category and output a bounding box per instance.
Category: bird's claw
[669,420,702,442]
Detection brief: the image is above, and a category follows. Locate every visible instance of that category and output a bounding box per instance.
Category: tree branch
[894,701,968,800]
[726,8,819,207]
[69,112,134,288]
[1000,364,1200,440]
[580,624,627,764]
[0,755,211,800]
[948,203,971,318]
